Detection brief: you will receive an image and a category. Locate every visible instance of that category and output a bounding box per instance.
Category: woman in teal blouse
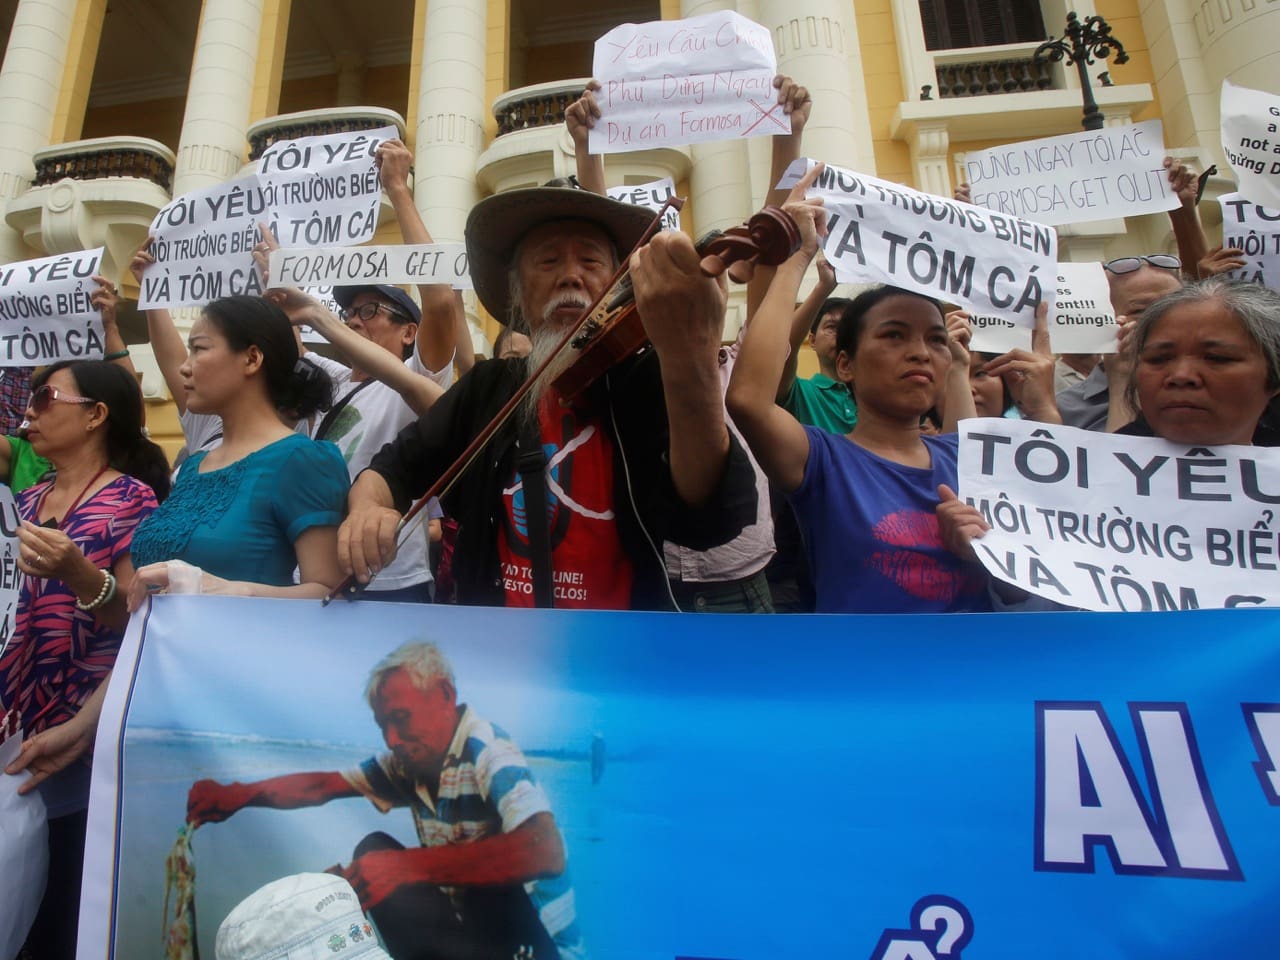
[130,296,348,598]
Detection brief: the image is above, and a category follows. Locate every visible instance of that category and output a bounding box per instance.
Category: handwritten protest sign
[0,248,105,366]
[1221,81,1280,209]
[780,158,1057,352]
[607,177,681,230]
[141,126,396,309]
[1219,192,1280,290]
[269,244,471,290]
[962,121,1178,225]
[1046,262,1116,353]
[959,417,1280,610]
[590,11,786,154]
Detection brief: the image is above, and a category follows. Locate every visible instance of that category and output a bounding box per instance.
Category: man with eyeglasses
[1055,254,1184,432]
[284,138,463,603]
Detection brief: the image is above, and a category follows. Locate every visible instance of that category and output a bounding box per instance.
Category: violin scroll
[699,206,802,279]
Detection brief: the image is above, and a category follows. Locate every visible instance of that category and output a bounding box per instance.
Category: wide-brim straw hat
[465,185,657,325]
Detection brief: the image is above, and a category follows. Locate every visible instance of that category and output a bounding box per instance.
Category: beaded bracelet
[76,570,117,611]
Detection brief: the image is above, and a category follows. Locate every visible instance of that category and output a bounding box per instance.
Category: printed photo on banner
[268,243,472,291]
[1220,81,1280,209]
[80,597,1280,959]
[590,10,786,154]
[140,126,397,310]
[0,248,105,367]
[957,417,1280,610]
[962,121,1179,226]
[606,177,681,230]
[779,158,1057,352]
[1219,192,1280,289]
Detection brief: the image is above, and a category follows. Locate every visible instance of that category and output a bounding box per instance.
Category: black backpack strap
[517,422,554,608]
[315,377,376,441]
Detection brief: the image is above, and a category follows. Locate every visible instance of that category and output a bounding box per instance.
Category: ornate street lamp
[1034,12,1129,131]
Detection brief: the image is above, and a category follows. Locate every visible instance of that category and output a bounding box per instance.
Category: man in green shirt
[777,287,857,433]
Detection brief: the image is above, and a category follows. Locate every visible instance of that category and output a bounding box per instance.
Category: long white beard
[520,292,589,424]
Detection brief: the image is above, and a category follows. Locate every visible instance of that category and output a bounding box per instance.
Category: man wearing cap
[189,642,578,960]
[287,138,461,602]
[338,181,758,609]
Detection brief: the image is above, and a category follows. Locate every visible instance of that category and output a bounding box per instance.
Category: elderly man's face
[1108,265,1182,319]
[516,220,616,334]
[372,668,458,778]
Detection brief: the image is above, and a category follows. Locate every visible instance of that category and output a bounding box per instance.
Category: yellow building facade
[0,0,1273,451]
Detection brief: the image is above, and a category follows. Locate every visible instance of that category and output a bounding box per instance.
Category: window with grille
[919,0,1046,49]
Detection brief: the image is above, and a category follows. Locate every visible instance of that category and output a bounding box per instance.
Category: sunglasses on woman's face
[1102,254,1182,275]
[30,383,95,415]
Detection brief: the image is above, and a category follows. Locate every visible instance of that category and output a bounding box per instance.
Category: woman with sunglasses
[127,295,348,601]
[1,359,169,960]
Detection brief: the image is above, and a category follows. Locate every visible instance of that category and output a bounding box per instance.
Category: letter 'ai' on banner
[1219,192,1280,290]
[590,10,787,154]
[607,178,681,231]
[141,126,396,309]
[962,121,1179,226]
[1221,81,1280,210]
[269,244,472,290]
[958,417,1280,610]
[780,158,1057,352]
[0,248,105,366]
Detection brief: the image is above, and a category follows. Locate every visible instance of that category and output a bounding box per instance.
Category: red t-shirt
[497,396,634,609]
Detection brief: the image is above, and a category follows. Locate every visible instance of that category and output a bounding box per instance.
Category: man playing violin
[337,183,759,609]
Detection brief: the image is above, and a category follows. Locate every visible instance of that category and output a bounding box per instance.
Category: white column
[0,0,78,262]
[413,0,487,244]
[906,121,949,197]
[758,0,876,175]
[172,0,265,195]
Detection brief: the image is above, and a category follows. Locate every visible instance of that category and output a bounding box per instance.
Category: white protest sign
[958,417,1280,610]
[607,177,681,230]
[1047,262,1116,353]
[1221,81,1280,209]
[269,244,471,290]
[780,158,1057,352]
[590,10,787,154]
[1219,192,1280,290]
[0,248,105,367]
[962,121,1179,225]
[141,126,396,309]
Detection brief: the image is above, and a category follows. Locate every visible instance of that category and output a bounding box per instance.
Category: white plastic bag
[0,727,49,960]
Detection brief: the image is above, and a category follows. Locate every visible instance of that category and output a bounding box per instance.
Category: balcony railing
[493,79,587,137]
[246,106,406,160]
[935,56,1054,98]
[33,137,175,191]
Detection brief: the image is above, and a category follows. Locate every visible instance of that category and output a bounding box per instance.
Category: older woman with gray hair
[1117,277,1280,446]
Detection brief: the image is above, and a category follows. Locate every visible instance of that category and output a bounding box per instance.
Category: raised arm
[982,303,1061,425]
[271,286,444,416]
[565,81,606,196]
[131,243,191,412]
[342,812,565,909]
[727,169,827,493]
[777,255,836,402]
[91,276,139,380]
[376,138,462,374]
[747,75,812,322]
[187,770,358,826]
[939,312,976,432]
[1163,157,1209,278]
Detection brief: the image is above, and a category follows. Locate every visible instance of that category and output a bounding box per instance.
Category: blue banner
[82,597,1280,958]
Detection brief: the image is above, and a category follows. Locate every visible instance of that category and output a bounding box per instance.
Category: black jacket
[368,349,758,609]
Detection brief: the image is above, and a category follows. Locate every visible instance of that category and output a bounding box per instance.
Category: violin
[551,203,802,400]
[325,198,801,603]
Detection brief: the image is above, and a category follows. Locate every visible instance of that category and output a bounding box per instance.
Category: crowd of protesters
[2,73,1279,960]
